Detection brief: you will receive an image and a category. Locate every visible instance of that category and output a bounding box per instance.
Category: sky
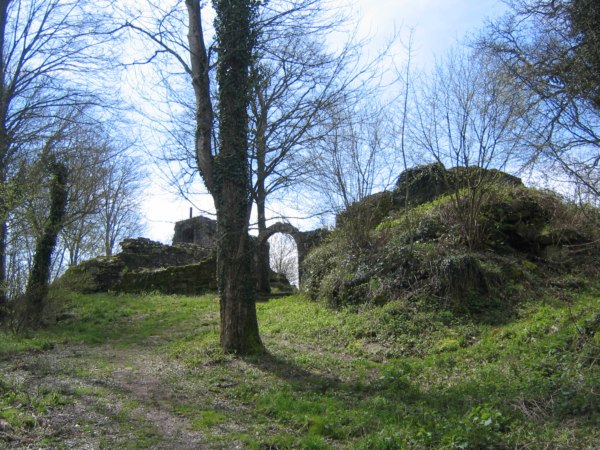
[140,0,509,243]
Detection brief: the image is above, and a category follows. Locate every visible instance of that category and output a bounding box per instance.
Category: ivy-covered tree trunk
[213,0,262,353]
[24,160,68,328]
[186,0,262,354]
[0,212,6,318]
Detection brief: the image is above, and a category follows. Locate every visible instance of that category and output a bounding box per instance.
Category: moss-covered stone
[57,238,216,295]
[115,258,217,295]
[395,162,449,206]
[58,257,125,293]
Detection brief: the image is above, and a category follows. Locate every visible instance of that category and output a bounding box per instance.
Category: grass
[1,286,599,448]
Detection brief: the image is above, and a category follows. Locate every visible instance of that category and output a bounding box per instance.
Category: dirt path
[0,340,244,449]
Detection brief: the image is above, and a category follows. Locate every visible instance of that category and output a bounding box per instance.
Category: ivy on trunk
[186,0,262,354]
[23,159,68,328]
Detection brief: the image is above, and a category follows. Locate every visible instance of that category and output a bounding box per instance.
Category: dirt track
[0,341,245,449]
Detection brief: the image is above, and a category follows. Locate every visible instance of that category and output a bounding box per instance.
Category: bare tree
[478,0,600,198]
[58,135,112,267]
[59,144,145,262]
[268,233,298,286]
[119,0,263,352]
[95,154,146,257]
[306,99,398,217]
[185,0,262,353]
[121,1,391,294]
[249,1,374,292]
[122,0,390,352]
[4,107,146,311]
[413,48,531,170]
[0,0,117,316]
[411,46,532,247]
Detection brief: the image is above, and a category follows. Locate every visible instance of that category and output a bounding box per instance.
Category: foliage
[0,0,119,314]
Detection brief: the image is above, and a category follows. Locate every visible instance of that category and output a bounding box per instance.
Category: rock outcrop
[394,163,523,207]
[303,164,599,314]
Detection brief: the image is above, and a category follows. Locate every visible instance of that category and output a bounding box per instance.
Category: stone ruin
[173,215,329,292]
[58,237,216,295]
[172,215,217,248]
[60,214,327,295]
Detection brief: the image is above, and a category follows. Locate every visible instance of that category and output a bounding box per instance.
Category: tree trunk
[0,1,10,319]
[212,0,262,354]
[0,216,7,318]
[255,182,271,294]
[24,160,68,328]
[187,0,263,353]
[216,192,261,353]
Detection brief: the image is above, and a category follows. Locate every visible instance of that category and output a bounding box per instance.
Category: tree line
[0,0,144,327]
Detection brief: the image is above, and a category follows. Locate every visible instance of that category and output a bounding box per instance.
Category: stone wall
[58,238,214,294]
[118,238,211,270]
[173,216,217,248]
[60,214,316,295]
[116,259,218,295]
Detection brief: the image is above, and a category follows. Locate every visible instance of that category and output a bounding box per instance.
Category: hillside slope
[1,166,599,448]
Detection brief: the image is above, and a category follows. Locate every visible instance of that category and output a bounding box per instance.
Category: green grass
[0,291,219,355]
[1,287,599,448]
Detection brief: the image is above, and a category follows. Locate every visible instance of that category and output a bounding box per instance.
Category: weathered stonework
[115,258,218,295]
[256,222,329,288]
[173,215,217,248]
[61,213,326,295]
[59,238,215,295]
[119,238,212,270]
[173,215,326,289]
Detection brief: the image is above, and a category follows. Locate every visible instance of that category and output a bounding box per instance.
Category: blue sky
[352,0,508,67]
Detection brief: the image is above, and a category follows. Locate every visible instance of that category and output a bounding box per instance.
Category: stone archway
[257,222,328,291]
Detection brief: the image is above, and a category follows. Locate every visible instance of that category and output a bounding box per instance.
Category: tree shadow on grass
[243,347,515,420]
[243,349,342,393]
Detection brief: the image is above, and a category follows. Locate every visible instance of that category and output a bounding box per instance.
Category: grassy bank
[1,287,599,448]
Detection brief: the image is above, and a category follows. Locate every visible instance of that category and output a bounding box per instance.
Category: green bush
[441,404,509,449]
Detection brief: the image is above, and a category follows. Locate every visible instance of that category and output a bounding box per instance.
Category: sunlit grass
[1,285,599,448]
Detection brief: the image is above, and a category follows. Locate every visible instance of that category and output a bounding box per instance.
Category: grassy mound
[303,182,600,323]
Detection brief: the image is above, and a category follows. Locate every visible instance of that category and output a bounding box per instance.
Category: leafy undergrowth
[1,287,599,449]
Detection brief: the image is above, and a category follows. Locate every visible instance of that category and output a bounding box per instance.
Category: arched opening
[268,233,299,288]
[257,221,328,293]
